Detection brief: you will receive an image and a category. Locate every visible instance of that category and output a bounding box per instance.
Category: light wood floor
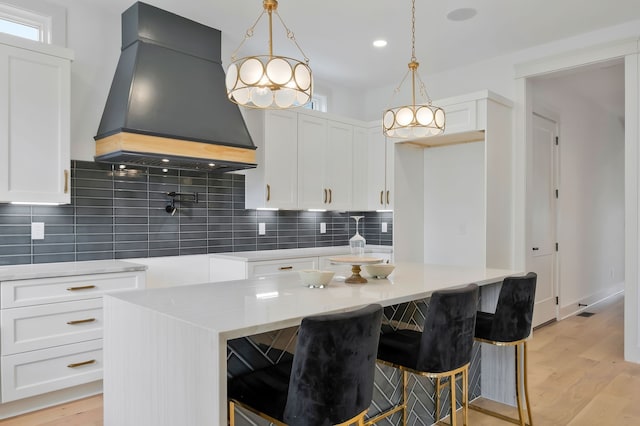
[1,294,638,426]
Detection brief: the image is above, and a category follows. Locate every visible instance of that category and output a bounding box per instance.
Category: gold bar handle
[380,191,384,205]
[67,359,96,368]
[386,190,390,205]
[278,266,293,271]
[323,188,328,203]
[66,285,96,291]
[67,318,96,325]
[64,170,69,194]
[266,184,271,202]
[329,188,332,204]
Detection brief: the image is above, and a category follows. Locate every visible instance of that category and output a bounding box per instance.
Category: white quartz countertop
[208,245,393,262]
[107,262,519,340]
[0,260,147,281]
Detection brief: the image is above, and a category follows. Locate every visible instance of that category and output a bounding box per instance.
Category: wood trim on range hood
[95,132,257,171]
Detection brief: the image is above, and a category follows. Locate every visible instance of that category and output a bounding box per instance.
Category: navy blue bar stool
[470,272,537,426]
[368,283,479,426]
[228,304,383,426]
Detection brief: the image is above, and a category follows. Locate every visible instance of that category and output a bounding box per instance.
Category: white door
[530,113,558,327]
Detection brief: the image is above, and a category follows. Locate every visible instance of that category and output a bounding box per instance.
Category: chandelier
[225,0,312,109]
[383,0,445,138]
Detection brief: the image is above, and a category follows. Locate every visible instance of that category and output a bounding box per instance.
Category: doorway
[526,61,625,328]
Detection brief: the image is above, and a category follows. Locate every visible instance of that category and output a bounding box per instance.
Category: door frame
[513,38,640,362]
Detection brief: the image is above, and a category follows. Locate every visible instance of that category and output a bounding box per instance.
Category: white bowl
[363,264,395,279]
[299,270,335,288]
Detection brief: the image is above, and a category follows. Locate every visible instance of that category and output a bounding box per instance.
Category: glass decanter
[349,216,366,256]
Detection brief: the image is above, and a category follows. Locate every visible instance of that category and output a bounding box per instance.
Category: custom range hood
[95,2,256,172]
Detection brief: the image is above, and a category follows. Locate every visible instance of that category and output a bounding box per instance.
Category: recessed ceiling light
[161,158,169,163]
[208,163,216,167]
[373,39,388,48]
[446,7,477,21]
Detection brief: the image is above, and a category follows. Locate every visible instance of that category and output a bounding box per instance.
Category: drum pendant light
[383,0,445,138]
[226,0,313,109]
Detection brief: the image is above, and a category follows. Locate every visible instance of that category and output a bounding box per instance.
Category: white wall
[532,76,625,310]
[423,142,486,266]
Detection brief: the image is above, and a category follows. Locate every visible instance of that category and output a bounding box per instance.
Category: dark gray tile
[0,205,31,215]
[0,216,31,225]
[76,216,113,225]
[76,225,114,234]
[33,253,76,264]
[149,232,179,242]
[75,197,113,207]
[115,241,148,251]
[114,198,148,208]
[76,207,114,216]
[0,235,31,245]
[44,225,75,235]
[208,238,233,247]
[32,215,74,225]
[115,216,148,225]
[115,233,148,242]
[115,224,149,234]
[114,181,147,191]
[207,246,233,253]
[207,231,233,239]
[114,208,148,217]
[180,247,207,255]
[233,244,258,252]
[35,234,75,244]
[33,244,75,255]
[149,223,179,233]
[76,242,114,252]
[277,242,298,250]
[0,255,31,266]
[179,224,207,233]
[149,248,179,257]
[150,240,179,250]
[74,178,113,189]
[115,250,149,259]
[180,239,207,249]
[76,234,113,243]
[77,252,114,261]
[32,205,74,216]
[0,245,30,256]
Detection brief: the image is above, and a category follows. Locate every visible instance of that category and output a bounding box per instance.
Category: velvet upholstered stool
[227,304,383,426]
[367,284,479,426]
[470,272,537,426]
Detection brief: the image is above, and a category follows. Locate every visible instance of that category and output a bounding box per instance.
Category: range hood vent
[94,2,256,172]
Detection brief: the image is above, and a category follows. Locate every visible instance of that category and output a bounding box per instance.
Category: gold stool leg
[436,376,442,423]
[523,341,533,426]
[515,344,525,426]
[229,400,235,426]
[450,372,457,426]
[402,370,408,426]
[463,366,469,426]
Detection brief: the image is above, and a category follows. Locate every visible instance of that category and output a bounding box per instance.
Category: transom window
[0,2,56,44]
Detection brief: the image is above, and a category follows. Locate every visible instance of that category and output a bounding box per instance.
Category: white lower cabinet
[1,340,103,403]
[248,257,317,279]
[0,269,145,403]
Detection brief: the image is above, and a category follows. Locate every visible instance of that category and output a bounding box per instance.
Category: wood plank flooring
[1,294,638,426]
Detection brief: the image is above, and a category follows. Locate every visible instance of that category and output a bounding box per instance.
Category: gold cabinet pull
[66,285,96,291]
[266,184,271,202]
[67,359,96,368]
[323,188,328,203]
[278,266,293,271]
[380,190,384,205]
[64,170,69,194]
[386,190,390,205]
[67,318,96,325]
[328,188,332,203]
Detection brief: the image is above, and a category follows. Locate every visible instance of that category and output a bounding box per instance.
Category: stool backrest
[283,304,383,426]
[490,272,537,342]
[417,283,479,373]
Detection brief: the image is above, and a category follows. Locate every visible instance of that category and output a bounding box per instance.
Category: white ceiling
[80,0,640,90]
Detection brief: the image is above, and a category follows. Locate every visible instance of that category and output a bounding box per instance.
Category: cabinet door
[264,110,298,209]
[297,114,327,209]
[0,44,70,204]
[367,126,387,210]
[325,120,353,210]
[385,137,394,209]
[351,126,368,210]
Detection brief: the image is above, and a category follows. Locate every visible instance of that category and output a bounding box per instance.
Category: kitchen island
[103,263,520,426]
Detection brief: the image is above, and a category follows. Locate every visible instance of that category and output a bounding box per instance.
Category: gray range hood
[94,2,256,172]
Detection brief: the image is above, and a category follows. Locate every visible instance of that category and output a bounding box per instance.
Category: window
[304,93,328,113]
[0,1,66,46]
[0,17,41,41]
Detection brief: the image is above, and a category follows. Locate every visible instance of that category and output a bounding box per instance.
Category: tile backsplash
[0,161,393,266]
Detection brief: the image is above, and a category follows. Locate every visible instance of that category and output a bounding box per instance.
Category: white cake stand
[328,256,382,284]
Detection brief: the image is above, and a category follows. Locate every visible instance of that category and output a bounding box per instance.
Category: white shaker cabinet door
[297,113,327,209]
[325,120,353,210]
[0,42,71,204]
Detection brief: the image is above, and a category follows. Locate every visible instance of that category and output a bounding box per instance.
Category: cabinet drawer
[1,339,102,402]
[1,299,103,355]
[1,271,144,308]
[248,257,317,278]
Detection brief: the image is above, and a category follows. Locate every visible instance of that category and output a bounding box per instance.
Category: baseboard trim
[559,283,624,320]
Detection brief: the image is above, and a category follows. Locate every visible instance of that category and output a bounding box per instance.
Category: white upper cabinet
[244,110,298,209]
[297,112,353,210]
[351,126,368,211]
[0,36,73,204]
[366,124,393,210]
